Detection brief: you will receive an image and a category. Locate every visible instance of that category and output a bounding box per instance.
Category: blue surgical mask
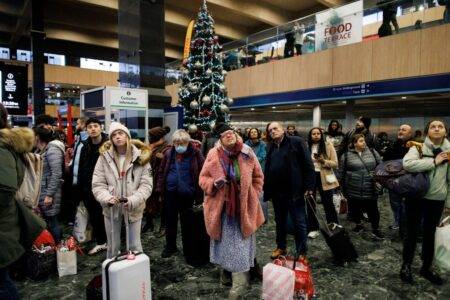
[175,145,187,154]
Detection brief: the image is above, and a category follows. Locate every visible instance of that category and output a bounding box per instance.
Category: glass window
[0,47,10,60]
[80,58,119,72]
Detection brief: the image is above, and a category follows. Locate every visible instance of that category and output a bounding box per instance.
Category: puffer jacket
[339,147,381,200]
[92,140,153,222]
[38,140,65,217]
[245,139,267,172]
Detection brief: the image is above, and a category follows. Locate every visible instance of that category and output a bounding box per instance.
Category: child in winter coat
[92,122,152,258]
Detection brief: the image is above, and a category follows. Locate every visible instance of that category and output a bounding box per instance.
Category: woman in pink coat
[199,123,264,299]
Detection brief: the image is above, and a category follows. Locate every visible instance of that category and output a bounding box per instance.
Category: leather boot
[400,263,413,284]
[249,258,262,282]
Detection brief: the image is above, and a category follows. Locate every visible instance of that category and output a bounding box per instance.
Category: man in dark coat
[78,118,109,255]
[383,124,414,237]
[339,116,376,157]
[264,122,315,259]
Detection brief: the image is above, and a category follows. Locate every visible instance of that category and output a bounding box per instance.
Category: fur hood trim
[99,139,151,166]
[0,127,35,154]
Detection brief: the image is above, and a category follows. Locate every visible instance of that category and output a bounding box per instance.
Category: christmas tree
[178,0,232,133]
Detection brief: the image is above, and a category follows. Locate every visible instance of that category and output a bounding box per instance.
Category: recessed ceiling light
[272,106,276,109]
[296,104,301,107]
[401,96,407,99]
[250,108,255,111]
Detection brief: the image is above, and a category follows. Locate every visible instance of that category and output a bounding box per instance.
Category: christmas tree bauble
[190,84,199,92]
[220,104,229,113]
[194,61,202,69]
[201,95,211,105]
[219,84,226,91]
[183,69,189,75]
[206,69,212,75]
[188,124,198,133]
[225,97,234,106]
[190,100,199,109]
[222,70,227,76]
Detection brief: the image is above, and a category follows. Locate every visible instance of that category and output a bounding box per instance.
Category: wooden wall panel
[225,67,250,98]
[420,24,450,75]
[248,63,275,96]
[28,64,118,87]
[372,31,421,80]
[273,55,303,92]
[297,50,333,90]
[45,105,81,118]
[423,6,445,23]
[332,42,372,85]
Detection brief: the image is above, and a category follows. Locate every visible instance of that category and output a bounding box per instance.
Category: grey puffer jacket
[339,147,381,200]
[38,140,65,217]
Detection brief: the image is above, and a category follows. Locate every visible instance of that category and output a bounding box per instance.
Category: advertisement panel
[315,0,363,51]
[0,64,28,115]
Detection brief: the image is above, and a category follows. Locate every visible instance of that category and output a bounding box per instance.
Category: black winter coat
[264,135,315,203]
[78,133,109,195]
[383,138,412,161]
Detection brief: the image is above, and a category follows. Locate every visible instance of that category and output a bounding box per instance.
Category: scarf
[218,140,243,219]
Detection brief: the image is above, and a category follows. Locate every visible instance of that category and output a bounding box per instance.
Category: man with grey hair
[264,122,315,259]
[383,124,414,237]
[155,129,208,266]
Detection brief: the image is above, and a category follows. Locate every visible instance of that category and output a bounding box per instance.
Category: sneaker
[307,231,320,239]
[270,248,287,259]
[161,247,178,258]
[420,268,444,285]
[88,243,107,255]
[353,224,364,233]
[371,230,385,240]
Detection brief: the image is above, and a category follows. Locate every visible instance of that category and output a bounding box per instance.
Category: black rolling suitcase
[306,195,358,264]
[181,204,210,267]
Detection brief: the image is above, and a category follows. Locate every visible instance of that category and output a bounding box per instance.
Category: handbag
[332,191,348,214]
[262,258,295,300]
[273,256,315,299]
[73,202,90,243]
[26,248,57,281]
[435,216,450,271]
[325,172,338,184]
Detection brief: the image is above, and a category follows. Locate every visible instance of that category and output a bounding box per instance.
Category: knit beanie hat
[109,122,131,139]
[215,123,233,136]
[359,117,371,129]
[148,126,170,143]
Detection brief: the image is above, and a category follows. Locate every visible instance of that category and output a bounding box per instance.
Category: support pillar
[345,100,355,132]
[31,0,45,117]
[313,104,321,128]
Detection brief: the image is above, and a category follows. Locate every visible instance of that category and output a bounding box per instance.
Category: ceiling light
[296,104,301,107]
[401,96,407,99]
[250,108,255,111]
[272,106,276,109]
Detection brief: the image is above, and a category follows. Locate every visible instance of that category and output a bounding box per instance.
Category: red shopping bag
[33,229,56,248]
[280,256,315,299]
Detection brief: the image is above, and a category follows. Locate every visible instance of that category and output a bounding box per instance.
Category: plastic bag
[435,216,450,271]
[73,202,90,243]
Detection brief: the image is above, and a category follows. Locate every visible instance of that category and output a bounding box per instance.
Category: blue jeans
[272,194,308,256]
[0,267,20,300]
[388,190,405,227]
[45,215,61,243]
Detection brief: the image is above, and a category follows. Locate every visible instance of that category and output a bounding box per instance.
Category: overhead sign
[0,64,28,115]
[231,73,450,108]
[110,88,148,110]
[315,0,363,51]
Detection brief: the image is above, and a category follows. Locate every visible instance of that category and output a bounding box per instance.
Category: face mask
[175,145,187,154]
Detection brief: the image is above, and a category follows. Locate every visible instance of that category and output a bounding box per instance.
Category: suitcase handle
[305,195,333,236]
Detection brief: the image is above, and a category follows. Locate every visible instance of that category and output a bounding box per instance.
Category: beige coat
[317,142,340,191]
[92,140,153,222]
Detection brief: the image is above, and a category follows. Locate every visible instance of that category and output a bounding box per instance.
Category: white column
[345,100,355,132]
[312,104,321,128]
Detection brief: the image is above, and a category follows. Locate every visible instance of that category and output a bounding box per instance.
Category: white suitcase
[102,205,151,300]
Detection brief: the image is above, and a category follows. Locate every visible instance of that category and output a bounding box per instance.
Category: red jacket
[199,143,265,241]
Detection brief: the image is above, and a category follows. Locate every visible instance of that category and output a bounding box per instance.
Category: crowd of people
[1,100,450,299]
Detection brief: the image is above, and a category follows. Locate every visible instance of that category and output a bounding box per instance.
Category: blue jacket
[245,139,267,172]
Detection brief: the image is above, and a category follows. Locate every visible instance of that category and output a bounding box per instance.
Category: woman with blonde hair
[92,122,152,258]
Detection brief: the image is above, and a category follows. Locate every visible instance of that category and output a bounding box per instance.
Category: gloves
[214,177,227,189]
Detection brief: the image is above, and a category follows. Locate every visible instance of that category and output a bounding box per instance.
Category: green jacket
[0,127,36,268]
[403,137,450,208]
